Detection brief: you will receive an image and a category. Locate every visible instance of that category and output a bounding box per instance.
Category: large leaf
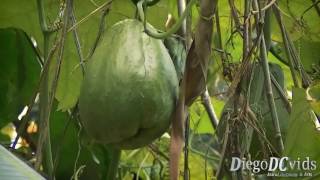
[248,63,290,158]
[50,104,102,180]
[271,38,320,73]
[284,88,320,176]
[54,33,83,111]
[271,0,320,42]
[0,0,171,111]
[0,28,40,129]
[254,63,290,144]
[0,145,45,180]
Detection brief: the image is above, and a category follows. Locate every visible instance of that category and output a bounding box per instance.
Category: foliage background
[0,0,320,179]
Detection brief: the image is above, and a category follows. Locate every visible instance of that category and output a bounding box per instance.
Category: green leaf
[244,63,289,157]
[0,28,40,129]
[0,144,45,180]
[271,0,320,42]
[0,0,172,111]
[272,38,320,73]
[54,34,83,111]
[189,97,224,134]
[50,105,101,179]
[297,39,320,72]
[309,82,320,114]
[255,63,290,144]
[284,88,320,176]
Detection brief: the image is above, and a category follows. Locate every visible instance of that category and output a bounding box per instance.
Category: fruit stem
[137,0,196,39]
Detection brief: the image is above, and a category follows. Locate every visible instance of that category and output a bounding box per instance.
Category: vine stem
[177,0,186,39]
[201,89,219,129]
[137,0,196,39]
[273,6,299,87]
[11,33,62,151]
[67,0,112,32]
[70,8,85,75]
[216,122,230,179]
[85,7,110,60]
[176,1,191,179]
[228,0,242,34]
[270,74,292,113]
[183,114,190,180]
[310,0,320,16]
[34,0,56,178]
[35,1,71,179]
[274,4,312,88]
[185,0,192,48]
[259,24,285,154]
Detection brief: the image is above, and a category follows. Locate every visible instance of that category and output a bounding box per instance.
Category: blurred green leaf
[54,34,83,111]
[297,39,320,72]
[271,0,320,42]
[272,38,320,74]
[179,151,216,179]
[50,104,100,180]
[284,88,320,176]
[0,28,40,129]
[249,63,290,157]
[189,97,224,134]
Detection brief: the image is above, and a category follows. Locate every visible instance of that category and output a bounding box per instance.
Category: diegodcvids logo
[230,157,316,174]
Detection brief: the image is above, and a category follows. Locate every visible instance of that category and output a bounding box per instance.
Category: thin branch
[243,0,251,62]
[185,0,193,48]
[36,0,49,32]
[216,122,230,179]
[12,1,62,150]
[215,7,233,80]
[228,0,243,34]
[270,42,289,66]
[251,0,276,14]
[70,8,85,75]
[273,3,312,88]
[183,114,190,180]
[286,30,312,88]
[258,13,285,153]
[177,0,187,39]
[227,32,262,97]
[148,144,169,161]
[245,108,280,156]
[68,0,112,32]
[35,0,71,177]
[270,74,292,113]
[309,0,320,17]
[86,8,109,60]
[201,89,219,129]
[273,6,299,87]
[138,0,196,39]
